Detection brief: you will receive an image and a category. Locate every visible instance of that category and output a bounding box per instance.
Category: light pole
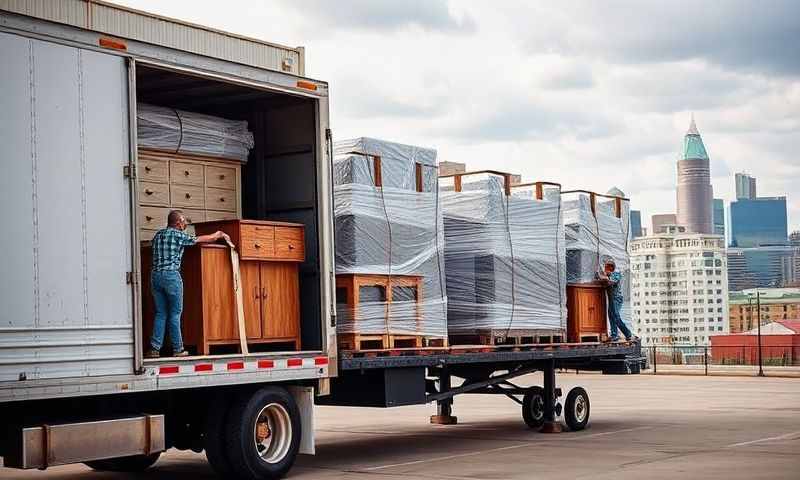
[756,290,764,377]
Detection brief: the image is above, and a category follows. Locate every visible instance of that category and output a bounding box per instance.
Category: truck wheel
[522,386,546,429]
[564,387,590,431]
[205,394,235,477]
[84,452,160,472]
[225,386,301,479]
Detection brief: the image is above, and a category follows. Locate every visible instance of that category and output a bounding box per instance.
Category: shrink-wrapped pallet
[333,138,447,343]
[440,174,566,340]
[562,192,631,322]
[137,103,254,162]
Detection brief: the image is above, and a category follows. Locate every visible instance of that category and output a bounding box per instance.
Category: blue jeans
[150,270,184,352]
[608,296,632,340]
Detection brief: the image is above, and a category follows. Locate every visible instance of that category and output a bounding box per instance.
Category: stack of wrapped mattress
[441,175,566,339]
[333,137,447,340]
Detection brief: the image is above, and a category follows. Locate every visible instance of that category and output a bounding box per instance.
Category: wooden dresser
[141,220,305,354]
[137,149,242,240]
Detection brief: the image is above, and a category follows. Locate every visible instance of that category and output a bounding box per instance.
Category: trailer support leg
[430,369,457,425]
[540,360,562,433]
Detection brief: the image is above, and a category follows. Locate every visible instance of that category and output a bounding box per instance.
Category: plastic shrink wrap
[440,174,566,338]
[562,192,631,322]
[333,138,447,340]
[137,103,254,162]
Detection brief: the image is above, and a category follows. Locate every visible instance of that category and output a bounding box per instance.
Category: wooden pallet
[449,329,565,347]
[338,333,448,351]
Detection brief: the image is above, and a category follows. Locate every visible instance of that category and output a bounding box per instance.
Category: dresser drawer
[206,187,237,212]
[274,226,305,261]
[139,158,168,183]
[206,210,238,222]
[139,206,170,230]
[206,165,237,190]
[170,161,204,186]
[181,209,206,225]
[139,228,158,242]
[139,181,170,206]
[240,226,275,259]
[171,184,205,208]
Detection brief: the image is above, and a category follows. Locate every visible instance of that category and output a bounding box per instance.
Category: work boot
[173,350,190,357]
[144,349,160,359]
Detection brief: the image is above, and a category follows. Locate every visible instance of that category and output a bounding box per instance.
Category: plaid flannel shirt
[151,227,196,271]
[607,271,624,302]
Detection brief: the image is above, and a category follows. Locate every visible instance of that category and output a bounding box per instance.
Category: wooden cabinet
[136,149,241,241]
[241,262,300,345]
[195,219,305,262]
[566,283,608,343]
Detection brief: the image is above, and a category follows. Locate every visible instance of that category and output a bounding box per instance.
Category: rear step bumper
[5,415,164,469]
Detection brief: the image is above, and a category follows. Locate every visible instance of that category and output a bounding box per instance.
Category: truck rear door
[0,32,135,381]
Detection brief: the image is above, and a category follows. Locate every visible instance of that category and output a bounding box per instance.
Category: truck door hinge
[123,164,137,179]
[325,128,332,140]
[126,271,136,285]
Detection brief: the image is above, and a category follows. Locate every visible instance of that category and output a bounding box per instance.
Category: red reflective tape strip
[227,361,245,371]
[98,37,127,51]
[287,358,303,367]
[314,357,329,366]
[194,363,213,372]
[258,360,275,369]
[159,365,179,375]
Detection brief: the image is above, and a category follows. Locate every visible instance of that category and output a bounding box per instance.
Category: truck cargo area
[135,64,325,357]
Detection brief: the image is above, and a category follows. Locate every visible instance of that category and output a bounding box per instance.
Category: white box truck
[0,1,336,478]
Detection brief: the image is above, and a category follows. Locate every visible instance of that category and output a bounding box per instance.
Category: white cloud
[115,0,800,233]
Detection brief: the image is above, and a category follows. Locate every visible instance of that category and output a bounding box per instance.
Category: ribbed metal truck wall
[0,31,135,382]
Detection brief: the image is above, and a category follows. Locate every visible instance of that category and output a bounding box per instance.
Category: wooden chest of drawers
[137,149,241,241]
[195,219,305,262]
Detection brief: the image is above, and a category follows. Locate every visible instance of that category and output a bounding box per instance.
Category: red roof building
[710,320,800,366]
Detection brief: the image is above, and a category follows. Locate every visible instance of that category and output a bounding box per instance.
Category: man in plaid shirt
[146,210,229,358]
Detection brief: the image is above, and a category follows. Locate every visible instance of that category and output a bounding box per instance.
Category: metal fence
[644,344,800,376]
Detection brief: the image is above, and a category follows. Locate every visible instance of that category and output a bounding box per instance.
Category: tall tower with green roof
[676,115,714,234]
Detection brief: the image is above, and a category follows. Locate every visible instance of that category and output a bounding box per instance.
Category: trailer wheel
[564,387,590,431]
[205,394,235,477]
[522,386,546,429]
[84,452,160,472]
[225,386,301,480]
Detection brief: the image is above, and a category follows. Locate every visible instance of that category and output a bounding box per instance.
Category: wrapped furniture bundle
[441,174,566,342]
[562,192,631,323]
[333,138,447,348]
[137,103,254,162]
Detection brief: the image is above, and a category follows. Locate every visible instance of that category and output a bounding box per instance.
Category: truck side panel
[0,32,134,382]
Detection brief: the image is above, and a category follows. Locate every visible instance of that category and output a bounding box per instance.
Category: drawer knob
[254,243,261,249]
[145,189,154,195]
[219,197,225,202]
[185,193,191,199]
[219,174,225,179]
[145,166,152,172]
[145,215,153,221]
[184,170,190,176]
[288,244,295,250]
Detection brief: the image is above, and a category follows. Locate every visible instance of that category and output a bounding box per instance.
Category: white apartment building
[630,226,729,345]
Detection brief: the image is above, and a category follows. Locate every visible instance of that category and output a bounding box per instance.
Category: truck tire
[564,387,590,431]
[84,452,160,472]
[522,386,545,429]
[205,394,236,477]
[225,386,301,479]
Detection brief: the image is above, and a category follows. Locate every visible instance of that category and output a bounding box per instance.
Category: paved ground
[3,373,799,479]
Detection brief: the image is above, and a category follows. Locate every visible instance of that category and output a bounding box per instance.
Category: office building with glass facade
[730,196,788,247]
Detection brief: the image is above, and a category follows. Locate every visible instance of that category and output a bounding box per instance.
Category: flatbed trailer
[325,341,644,432]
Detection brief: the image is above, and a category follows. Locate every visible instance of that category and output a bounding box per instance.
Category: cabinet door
[260,263,300,340]
[201,248,238,341]
[240,261,263,339]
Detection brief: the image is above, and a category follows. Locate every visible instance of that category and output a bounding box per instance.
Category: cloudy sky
[121,0,800,234]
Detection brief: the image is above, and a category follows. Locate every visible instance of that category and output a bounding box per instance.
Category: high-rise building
[630,230,729,346]
[735,172,757,200]
[727,245,800,291]
[676,116,714,234]
[730,196,788,247]
[630,210,643,238]
[713,198,725,237]
[791,231,800,247]
[652,213,677,234]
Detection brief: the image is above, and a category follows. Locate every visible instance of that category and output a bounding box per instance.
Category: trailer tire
[564,387,590,431]
[205,394,235,477]
[225,386,301,480]
[84,452,160,472]
[522,386,546,429]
